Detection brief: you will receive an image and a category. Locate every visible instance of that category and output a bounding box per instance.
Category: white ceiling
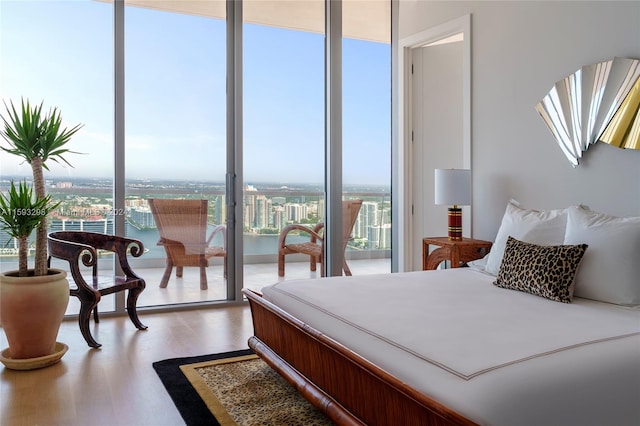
[118,0,390,43]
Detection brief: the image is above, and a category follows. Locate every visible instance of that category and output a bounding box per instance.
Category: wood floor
[0,305,255,426]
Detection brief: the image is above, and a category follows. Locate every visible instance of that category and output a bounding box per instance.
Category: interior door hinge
[411,63,414,74]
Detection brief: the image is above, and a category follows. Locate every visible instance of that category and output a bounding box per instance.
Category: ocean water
[125,223,309,258]
[0,223,337,261]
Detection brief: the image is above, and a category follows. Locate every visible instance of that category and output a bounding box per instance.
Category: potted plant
[0,99,82,364]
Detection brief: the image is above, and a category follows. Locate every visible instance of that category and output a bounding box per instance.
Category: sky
[0,0,391,186]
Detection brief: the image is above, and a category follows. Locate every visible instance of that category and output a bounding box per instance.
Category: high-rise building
[284,203,308,223]
[254,195,271,229]
[214,195,225,225]
[368,223,391,249]
[129,207,155,229]
[273,206,286,229]
[354,201,379,239]
[244,184,258,231]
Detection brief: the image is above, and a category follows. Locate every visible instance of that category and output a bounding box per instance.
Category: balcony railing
[1,179,392,268]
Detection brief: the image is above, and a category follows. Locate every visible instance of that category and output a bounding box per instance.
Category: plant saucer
[0,342,68,370]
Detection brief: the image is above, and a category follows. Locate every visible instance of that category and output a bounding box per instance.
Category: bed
[243,204,640,425]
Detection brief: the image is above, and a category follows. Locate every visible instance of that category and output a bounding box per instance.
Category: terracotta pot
[0,269,69,359]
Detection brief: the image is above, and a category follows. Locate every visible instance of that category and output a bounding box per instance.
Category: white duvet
[261,268,640,426]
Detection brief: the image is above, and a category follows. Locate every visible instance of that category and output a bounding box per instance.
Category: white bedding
[261,268,640,426]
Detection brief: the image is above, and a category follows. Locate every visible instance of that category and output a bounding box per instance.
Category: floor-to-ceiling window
[242,2,325,289]
[242,1,391,289]
[124,1,228,307]
[343,1,392,273]
[0,0,391,315]
[0,0,114,316]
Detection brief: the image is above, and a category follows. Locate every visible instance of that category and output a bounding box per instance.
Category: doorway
[398,15,471,271]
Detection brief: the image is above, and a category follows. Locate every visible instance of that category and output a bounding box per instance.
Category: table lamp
[434,169,471,240]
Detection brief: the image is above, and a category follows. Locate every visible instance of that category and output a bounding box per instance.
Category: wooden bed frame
[243,288,477,426]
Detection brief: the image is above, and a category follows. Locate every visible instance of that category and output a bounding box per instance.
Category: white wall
[399,1,640,242]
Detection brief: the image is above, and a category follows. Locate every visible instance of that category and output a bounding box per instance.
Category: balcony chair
[47,231,148,348]
[148,198,226,290]
[278,199,362,277]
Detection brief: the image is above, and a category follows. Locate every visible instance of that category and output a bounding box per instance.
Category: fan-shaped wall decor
[536,57,640,166]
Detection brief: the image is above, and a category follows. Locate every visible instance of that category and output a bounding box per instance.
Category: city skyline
[0,184,392,254]
[0,174,391,192]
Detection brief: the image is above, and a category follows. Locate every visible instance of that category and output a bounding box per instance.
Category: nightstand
[422,237,492,271]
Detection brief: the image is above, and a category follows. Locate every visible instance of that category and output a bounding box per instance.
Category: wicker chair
[47,231,148,348]
[148,198,226,290]
[278,199,362,277]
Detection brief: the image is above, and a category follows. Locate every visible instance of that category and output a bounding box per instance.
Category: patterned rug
[153,349,333,426]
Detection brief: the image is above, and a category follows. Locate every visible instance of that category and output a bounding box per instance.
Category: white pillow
[467,253,490,274]
[485,200,568,275]
[564,206,640,306]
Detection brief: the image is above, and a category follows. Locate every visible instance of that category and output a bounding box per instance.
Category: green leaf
[0,180,53,240]
[0,98,84,167]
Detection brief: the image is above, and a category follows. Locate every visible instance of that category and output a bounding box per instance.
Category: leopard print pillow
[493,236,588,303]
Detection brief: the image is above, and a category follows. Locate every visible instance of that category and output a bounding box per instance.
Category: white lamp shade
[434,169,471,206]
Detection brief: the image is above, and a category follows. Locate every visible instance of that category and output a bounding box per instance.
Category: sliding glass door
[242,2,325,290]
[124,1,228,307]
[343,1,392,275]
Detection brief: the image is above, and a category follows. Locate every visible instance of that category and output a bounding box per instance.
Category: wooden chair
[148,198,226,290]
[47,231,148,348]
[278,199,363,277]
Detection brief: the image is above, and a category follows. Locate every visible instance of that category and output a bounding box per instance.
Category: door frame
[397,14,471,272]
